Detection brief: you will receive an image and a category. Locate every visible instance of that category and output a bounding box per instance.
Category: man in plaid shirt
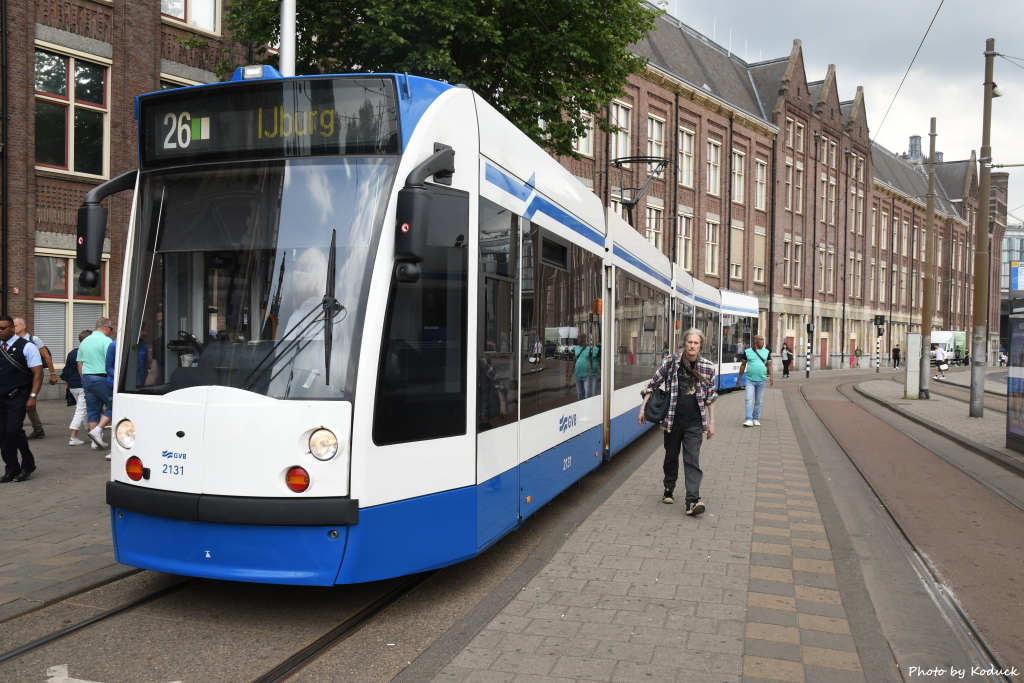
[638,328,717,516]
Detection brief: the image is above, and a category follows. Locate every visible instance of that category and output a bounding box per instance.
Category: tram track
[800,379,1023,681]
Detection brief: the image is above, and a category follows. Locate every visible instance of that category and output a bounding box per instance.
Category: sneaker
[87,427,107,449]
[753,420,761,426]
[743,420,754,427]
[28,429,45,440]
[932,375,939,380]
[662,489,675,504]
[69,438,85,446]
[104,454,111,461]
[685,501,706,516]
[90,442,100,451]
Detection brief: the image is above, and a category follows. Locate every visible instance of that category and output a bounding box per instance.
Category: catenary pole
[920,118,937,399]
[280,0,297,77]
[970,39,995,417]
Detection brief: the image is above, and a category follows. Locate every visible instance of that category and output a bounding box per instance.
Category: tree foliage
[223,0,660,157]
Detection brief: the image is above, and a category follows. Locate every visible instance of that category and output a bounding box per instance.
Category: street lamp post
[920,118,937,399]
[970,39,998,417]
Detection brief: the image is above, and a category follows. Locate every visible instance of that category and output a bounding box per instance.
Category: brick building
[554,11,1005,364]
[0,0,246,376]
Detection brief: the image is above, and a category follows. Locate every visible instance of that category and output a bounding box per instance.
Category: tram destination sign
[139,77,400,168]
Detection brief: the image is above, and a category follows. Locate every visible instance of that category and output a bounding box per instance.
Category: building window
[731,150,745,204]
[881,212,888,249]
[34,49,109,177]
[573,112,593,156]
[785,118,794,147]
[705,220,719,275]
[784,163,793,210]
[818,248,825,292]
[879,262,886,303]
[754,232,766,283]
[730,225,743,279]
[793,242,803,288]
[677,213,692,271]
[647,116,665,175]
[678,128,694,187]
[645,206,663,250]
[34,254,106,364]
[707,140,721,196]
[902,220,909,255]
[819,176,828,223]
[871,207,877,246]
[829,140,837,168]
[794,166,804,214]
[783,239,792,285]
[755,160,767,210]
[161,0,218,33]
[826,251,834,293]
[795,123,804,153]
[828,178,836,225]
[870,258,876,301]
[610,101,631,159]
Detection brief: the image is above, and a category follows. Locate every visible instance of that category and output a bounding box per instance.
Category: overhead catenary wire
[871,0,946,144]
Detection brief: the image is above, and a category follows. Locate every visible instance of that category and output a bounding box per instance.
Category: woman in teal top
[738,334,773,426]
[572,332,600,399]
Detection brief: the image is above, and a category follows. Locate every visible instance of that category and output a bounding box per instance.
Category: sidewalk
[432,386,876,682]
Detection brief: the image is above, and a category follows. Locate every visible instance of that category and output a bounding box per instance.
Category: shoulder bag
[643,354,674,424]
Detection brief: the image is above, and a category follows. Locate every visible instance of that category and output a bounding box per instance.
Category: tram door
[476,200,520,548]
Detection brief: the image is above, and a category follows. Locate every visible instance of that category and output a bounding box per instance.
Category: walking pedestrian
[854,346,862,368]
[78,318,115,449]
[638,328,717,516]
[13,317,58,438]
[60,331,91,445]
[739,334,773,426]
[781,343,791,378]
[0,316,43,482]
[932,343,947,380]
[892,344,901,370]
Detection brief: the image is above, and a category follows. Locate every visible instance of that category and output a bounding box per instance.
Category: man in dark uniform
[0,316,43,482]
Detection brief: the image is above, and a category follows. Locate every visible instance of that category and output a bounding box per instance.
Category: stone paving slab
[433,388,870,683]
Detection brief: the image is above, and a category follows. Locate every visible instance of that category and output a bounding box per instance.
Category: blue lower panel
[610,409,653,457]
[334,487,476,584]
[111,509,349,586]
[477,467,519,550]
[719,371,740,390]
[519,426,602,520]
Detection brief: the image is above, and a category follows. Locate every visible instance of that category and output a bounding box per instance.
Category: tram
[78,67,759,585]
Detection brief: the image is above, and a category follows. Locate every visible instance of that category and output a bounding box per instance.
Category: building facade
[1,0,245,377]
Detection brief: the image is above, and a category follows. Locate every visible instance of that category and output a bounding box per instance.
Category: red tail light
[126,456,144,481]
[286,466,310,493]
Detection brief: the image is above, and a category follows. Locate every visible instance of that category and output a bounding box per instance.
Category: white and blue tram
[78,67,758,585]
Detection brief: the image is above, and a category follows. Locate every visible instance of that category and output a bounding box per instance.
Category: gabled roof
[631,13,770,123]
[871,141,964,221]
[934,157,975,204]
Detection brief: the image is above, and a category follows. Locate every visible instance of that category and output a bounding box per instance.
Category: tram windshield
[119,157,396,399]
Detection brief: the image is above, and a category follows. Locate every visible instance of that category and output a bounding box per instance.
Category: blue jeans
[82,374,113,422]
[575,375,597,400]
[745,380,766,420]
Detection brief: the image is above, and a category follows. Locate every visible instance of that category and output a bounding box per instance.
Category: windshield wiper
[322,229,344,385]
[240,303,328,392]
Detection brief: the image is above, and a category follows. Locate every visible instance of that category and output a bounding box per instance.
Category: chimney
[908,135,922,163]
[935,151,944,163]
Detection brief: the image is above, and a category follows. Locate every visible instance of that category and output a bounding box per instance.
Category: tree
[224,0,661,157]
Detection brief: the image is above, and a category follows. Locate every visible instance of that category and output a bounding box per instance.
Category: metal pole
[876,332,881,373]
[920,118,937,399]
[1,0,8,316]
[970,39,995,417]
[280,0,297,77]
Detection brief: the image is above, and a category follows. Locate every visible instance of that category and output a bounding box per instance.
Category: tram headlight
[309,429,339,461]
[115,419,136,449]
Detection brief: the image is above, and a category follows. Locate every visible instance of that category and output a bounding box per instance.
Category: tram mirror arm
[394,145,455,284]
[76,170,138,288]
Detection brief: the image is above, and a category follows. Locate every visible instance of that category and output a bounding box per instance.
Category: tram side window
[373,188,469,445]
[613,272,668,390]
[693,306,721,365]
[520,223,603,418]
[478,199,519,431]
[722,315,752,361]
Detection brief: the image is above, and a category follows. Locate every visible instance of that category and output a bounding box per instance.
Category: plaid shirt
[643,354,718,433]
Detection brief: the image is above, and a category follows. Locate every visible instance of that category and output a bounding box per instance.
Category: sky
[665,0,1024,223]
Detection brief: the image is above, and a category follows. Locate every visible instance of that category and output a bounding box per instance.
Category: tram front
[94,73,403,584]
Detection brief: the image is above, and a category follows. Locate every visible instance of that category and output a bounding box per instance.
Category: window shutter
[34,301,67,362]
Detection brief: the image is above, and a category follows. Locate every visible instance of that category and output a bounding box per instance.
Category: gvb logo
[559,414,577,433]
